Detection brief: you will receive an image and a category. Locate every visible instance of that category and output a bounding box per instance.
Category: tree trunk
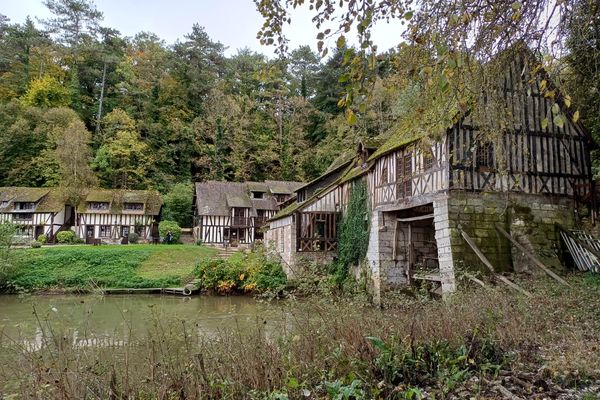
[95,60,107,136]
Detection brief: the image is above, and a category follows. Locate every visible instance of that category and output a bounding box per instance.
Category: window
[379,164,389,185]
[15,202,35,210]
[423,150,434,171]
[86,225,94,237]
[121,226,130,237]
[251,191,264,199]
[275,194,287,203]
[14,213,33,220]
[124,202,143,211]
[99,225,110,237]
[135,224,144,235]
[89,202,109,211]
[0,201,8,208]
[476,141,494,169]
[396,150,413,198]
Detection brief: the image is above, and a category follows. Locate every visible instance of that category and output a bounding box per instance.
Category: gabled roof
[0,187,66,213]
[77,189,162,215]
[195,180,303,217]
[264,180,303,195]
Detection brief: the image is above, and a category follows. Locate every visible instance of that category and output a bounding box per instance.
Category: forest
[0,0,599,199]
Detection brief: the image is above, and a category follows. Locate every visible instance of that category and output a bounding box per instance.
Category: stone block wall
[445,191,575,275]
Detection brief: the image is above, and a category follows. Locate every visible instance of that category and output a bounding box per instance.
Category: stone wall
[446,191,575,275]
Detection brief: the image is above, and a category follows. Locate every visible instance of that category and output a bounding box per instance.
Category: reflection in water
[0,294,284,347]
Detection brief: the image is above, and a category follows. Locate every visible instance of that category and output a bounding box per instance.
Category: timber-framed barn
[194,180,302,247]
[265,50,595,303]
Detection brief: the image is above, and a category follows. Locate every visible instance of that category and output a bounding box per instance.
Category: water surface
[0,294,283,343]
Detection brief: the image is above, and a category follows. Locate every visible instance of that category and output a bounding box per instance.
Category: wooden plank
[460,229,533,297]
[460,229,496,273]
[396,214,434,223]
[495,224,571,287]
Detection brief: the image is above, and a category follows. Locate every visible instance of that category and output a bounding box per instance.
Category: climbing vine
[335,179,370,283]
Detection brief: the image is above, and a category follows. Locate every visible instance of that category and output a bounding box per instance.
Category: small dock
[103,279,202,296]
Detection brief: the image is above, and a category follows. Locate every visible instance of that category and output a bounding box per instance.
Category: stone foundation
[447,191,575,275]
[366,191,576,304]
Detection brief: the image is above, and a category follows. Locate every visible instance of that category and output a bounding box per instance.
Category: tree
[55,118,97,203]
[565,0,600,174]
[21,75,70,108]
[41,0,103,47]
[162,183,194,228]
[93,115,151,189]
[172,24,226,115]
[288,45,320,99]
[0,17,50,100]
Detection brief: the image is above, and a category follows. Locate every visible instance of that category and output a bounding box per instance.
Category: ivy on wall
[335,179,370,283]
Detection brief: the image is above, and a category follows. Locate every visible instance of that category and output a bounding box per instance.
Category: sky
[2,0,404,57]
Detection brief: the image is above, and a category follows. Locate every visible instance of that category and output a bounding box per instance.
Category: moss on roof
[77,189,162,215]
[0,187,66,213]
[13,188,50,203]
[85,189,113,203]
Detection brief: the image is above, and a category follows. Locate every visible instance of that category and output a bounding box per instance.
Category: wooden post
[460,229,533,297]
[495,224,571,287]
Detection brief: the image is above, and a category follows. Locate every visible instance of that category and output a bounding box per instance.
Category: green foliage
[128,232,140,244]
[193,248,286,294]
[21,75,70,108]
[7,245,181,290]
[335,180,369,283]
[158,220,182,243]
[30,240,42,248]
[37,234,47,244]
[162,183,193,228]
[56,230,76,244]
[0,221,16,286]
[366,333,506,396]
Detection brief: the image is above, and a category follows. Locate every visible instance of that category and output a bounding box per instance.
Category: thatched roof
[0,187,66,213]
[195,180,303,216]
[78,189,162,215]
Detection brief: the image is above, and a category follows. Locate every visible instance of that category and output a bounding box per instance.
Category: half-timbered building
[265,143,376,272]
[194,180,302,247]
[0,187,73,241]
[266,50,595,302]
[75,189,162,243]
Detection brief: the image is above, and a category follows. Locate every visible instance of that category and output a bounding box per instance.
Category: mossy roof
[0,187,67,213]
[77,189,162,215]
[195,180,303,217]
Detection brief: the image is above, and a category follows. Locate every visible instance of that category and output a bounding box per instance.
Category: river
[0,294,284,346]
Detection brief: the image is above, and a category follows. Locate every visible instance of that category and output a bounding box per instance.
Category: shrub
[30,240,42,248]
[128,232,140,244]
[194,250,287,295]
[56,231,76,244]
[37,234,47,244]
[158,220,181,243]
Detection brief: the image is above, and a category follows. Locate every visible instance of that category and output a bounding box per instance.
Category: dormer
[88,202,109,211]
[84,190,113,213]
[10,188,49,213]
[123,202,144,212]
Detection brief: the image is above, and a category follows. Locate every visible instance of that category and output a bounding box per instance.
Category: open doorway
[392,204,440,292]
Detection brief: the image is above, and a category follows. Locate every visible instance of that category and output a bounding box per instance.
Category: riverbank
[5,244,219,292]
[0,274,598,398]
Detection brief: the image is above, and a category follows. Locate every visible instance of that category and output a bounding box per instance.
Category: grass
[0,275,599,398]
[7,244,219,291]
